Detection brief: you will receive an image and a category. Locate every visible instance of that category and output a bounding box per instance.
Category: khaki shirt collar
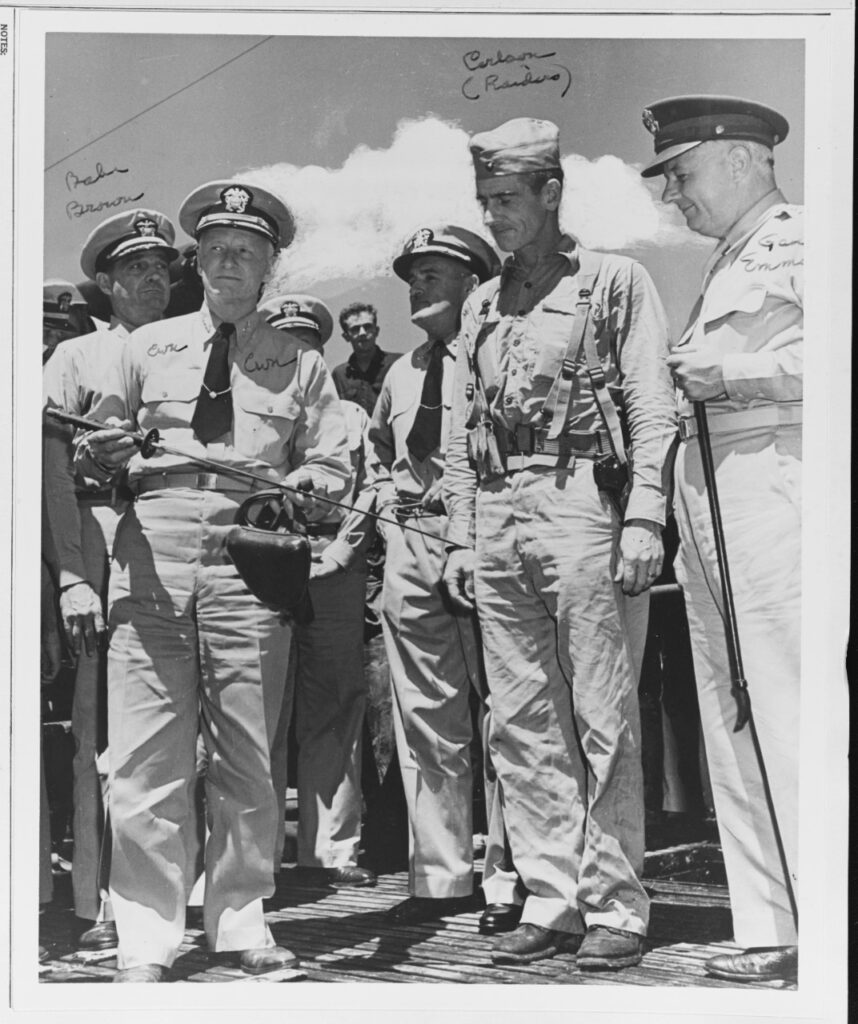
[199,301,260,348]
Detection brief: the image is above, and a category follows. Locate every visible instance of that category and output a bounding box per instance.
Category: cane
[693,400,798,930]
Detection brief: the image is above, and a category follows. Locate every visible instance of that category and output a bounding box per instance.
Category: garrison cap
[43,279,87,330]
[393,225,499,284]
[179,180,295,249]
[80,208,179,281]
[260,293,334,344]
[640,95,789,178]
[469,118,561,180]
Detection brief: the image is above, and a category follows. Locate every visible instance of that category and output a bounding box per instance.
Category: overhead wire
[45,36,273,171]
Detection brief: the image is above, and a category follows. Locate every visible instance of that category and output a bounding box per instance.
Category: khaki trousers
[107,490,291,969]
[382,517,515,901]
[474,466,650,935]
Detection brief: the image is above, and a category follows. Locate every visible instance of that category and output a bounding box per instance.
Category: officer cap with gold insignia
[640,95,790,178]
[80,209,179,281]
[260,293,334,344]
[179,180,295,249]
[393,225,499,284]
[469,118,561,180]
[43,279,87,330]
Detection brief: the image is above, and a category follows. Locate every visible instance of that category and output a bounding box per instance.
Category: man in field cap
[42,208,177,956]
[443,118,676,968]
[641,96,800,984]
[367,224,520,929]
[260,290,378,893]
[80,179,350,981]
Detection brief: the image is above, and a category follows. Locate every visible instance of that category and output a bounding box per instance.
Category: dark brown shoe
[113,964,166,983]
[326,866,377,888]
[239,945,299,975]
[576,926,643,970]
[705,945,797,983]
[479,903,523,935]
[78,920,118,950]
[386,895,477,925]
[490,923,580,964]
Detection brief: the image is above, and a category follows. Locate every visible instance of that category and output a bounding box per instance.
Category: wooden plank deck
[38,848,795,989]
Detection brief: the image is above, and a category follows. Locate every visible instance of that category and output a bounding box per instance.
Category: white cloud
[239,116,701,293]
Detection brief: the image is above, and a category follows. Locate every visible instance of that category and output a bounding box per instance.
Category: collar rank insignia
[135,217,158,237]
[222,186,252,213]
[642,109,659,135]
[57,292,72,313]
[281,301,301,317]
[408,228,433,251]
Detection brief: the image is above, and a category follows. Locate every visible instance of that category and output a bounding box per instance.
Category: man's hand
[310,551,343,580]
[420,478,445,514]
[614,519,663,596]
[442,547,476,612]
[59,581,105,657]
[83,418,136,471]
[282,469,318,517]
[666,347,726,401]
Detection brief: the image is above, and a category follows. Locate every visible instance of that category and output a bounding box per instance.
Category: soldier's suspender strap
[542,250,602,441]
[581,296,628,468]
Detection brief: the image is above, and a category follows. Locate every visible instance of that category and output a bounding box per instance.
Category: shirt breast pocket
[234,388,303,464]
[703,282,768,329]
[389,388,419,435]
[139,372,200,428]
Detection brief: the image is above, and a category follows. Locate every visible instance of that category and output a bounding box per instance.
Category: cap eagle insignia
[642,109,659,135]
[222,186,252,213]
[134,218,158,237]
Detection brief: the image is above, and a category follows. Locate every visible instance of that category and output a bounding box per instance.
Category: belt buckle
[196,472,218,490]
[678,418,696,441]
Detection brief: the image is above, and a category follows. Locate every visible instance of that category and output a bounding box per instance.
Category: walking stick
[693,400,798,930]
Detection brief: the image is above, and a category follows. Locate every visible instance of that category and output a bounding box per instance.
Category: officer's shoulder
[130,312,196,345]
[765,203,804,237]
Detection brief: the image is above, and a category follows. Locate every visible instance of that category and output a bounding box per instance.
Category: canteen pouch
[593,452,631,519]
[226,490,314,622]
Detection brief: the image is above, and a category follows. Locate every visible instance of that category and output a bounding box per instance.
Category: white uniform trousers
[674,424,800,947]
[474,466,650,936]
[382,515,515,901]
[270,563,369,869]
[106,490,291,969]
[70,501,121,921]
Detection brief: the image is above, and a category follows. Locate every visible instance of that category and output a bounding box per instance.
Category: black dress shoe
[78,920,118,950]
[704,945,798,983]
[479,903,523,935]
[576,925,643,970]
[326,865,377,888]
[386,895,477,925]
[491,923,580,964]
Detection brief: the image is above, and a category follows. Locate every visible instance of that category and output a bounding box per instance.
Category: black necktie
[406,340,447,462]
[191,322,234,444]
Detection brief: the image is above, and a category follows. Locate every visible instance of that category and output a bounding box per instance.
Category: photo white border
[1,4,852,1022]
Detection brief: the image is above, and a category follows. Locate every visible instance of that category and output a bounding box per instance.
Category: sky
[44,30,804,369]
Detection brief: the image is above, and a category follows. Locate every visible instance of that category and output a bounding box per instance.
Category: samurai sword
[693,399,798,930]
[45,408,448,543]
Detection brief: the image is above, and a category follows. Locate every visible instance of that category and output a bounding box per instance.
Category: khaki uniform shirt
[84,303,351,507]
[43,317,130,586]
[676,196,803,427]
[445,237,676,548]
[368,335,457,510]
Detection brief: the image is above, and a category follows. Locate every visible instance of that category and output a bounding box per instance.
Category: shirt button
[162,391,167,398]
[524,281,532,289]
[510,369,517,376]
[513,339,520,347]
[268,405,274,413]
